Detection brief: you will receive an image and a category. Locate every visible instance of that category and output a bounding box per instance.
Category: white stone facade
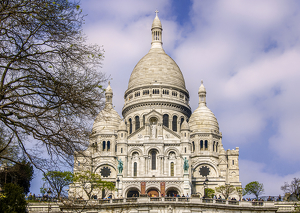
[69,13,241,200]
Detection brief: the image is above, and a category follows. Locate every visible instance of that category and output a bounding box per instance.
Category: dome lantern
[105,81,113,107]
[151,10,163,49]
[198,80,206,106]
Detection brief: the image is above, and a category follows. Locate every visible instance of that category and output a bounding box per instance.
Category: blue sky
[30,0,300,196]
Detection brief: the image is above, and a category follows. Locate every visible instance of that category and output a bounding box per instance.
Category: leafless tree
[281,178,300,200]
[0,0,106,170]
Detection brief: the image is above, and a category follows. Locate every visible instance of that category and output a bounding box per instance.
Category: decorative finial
[155,10,159,16]
[201,80,203,85]
[108,81,110,86]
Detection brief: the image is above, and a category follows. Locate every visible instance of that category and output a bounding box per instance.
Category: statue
[151,124,156,138]
[117,158,123,174]
[183,157,189,172]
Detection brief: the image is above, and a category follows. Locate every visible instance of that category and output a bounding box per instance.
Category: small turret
[105,81,113,107]
[151,10,163,49]
[198,80,206,106]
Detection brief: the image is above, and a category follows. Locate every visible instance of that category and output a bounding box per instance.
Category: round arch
[128,147,143,156]
[126,187,140,198]
[146,187,160,197]
[146,147,161,155]
[94,162,117,173]
[164,147,180,156]
[166,187,181,197]
[192,161,219,177]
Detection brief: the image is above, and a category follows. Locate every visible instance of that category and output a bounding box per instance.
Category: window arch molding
[128,148,143,156]
[94,163,117,174]
[164,147,179,157]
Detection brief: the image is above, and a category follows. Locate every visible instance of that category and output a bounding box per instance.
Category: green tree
[73,171,115,199]
[205,188,215,198]
[244,181,264,199]
[0,160,34,194]
[236,186,246,200]
[0,0,106,167]
[41,171,74,199]
[215,184,236,199]
[0,183,27,213]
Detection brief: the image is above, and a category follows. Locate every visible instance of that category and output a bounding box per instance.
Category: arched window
[163,114,169,127]
[180,117,184,126]
[172,115,177,131]
[107,141,110,151]
[135,116,140,130]
[115,144,117,152]
[134,162,137,177]
[185,147,187,153]
[200,140,203,150]
[103,141,106,151]
[170,162,174,176]
[205,140,208,150]
[213,141,215,151]
[151,150,156,170]
[192,142,195,153]
[216,142,218,152]
[129,118,132,134]
[121,148,123,153]
[143,115,145,126]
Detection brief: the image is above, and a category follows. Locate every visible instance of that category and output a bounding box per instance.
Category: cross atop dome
[155,10,159,16]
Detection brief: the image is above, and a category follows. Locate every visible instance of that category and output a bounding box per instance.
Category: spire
[198,80,206,106]
[151,10,163,49]
[105,81,113,107]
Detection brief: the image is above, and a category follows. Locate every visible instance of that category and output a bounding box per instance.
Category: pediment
[162,126,180,139]
[128,126,146,140]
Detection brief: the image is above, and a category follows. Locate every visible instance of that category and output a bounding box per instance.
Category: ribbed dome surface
[93,106,121,134]
[127,48,186,90]
[189,105,219,132]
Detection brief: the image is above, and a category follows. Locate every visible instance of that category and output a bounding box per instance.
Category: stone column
[117,174,123,197]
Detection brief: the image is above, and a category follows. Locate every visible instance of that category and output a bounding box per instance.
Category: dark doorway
[127,190,139,197]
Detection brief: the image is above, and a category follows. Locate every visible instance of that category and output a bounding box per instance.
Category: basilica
[69,13,241,199]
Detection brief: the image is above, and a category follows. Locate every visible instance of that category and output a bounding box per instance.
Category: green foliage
[42,171,74,199]
[236,186,246,200]
[0,160,34,194]
[73,170,115,199]
[215,184,236,199]
[0,183,27,213]
[244,181,264,199]
[205,188,215,198]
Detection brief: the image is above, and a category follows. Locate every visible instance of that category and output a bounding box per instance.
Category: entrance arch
[166,187,180,197]
[147,188,159,197]
[127,188,140,197]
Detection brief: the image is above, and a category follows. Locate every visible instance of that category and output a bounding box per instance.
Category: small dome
[152,13,162,29]
[106,81,113,94]
[92,106,121,134]
[189,105,219,132]
[118,119,127,131]
[198,80,206,93]
[181,120,190,131]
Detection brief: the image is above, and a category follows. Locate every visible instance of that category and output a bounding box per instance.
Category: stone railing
[66,197,275,207]
[28,199,300,213]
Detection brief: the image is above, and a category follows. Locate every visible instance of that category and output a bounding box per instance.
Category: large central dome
[126,13,187,92]
[128,48,186,90]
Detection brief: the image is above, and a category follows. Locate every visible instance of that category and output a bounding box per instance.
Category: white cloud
[240,159,300,196]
